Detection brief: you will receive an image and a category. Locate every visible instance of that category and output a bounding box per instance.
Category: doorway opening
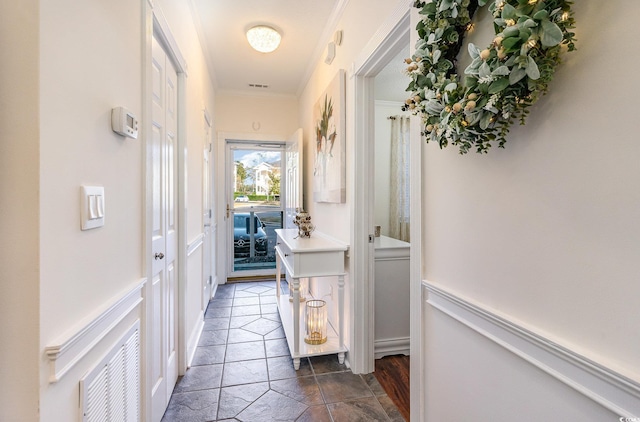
[226,141,284,278]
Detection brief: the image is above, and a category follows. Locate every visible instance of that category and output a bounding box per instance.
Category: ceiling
[189,0,344,97]
[188,0,411,103]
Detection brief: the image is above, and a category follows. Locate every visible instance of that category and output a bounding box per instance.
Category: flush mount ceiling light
[246,25,281,53]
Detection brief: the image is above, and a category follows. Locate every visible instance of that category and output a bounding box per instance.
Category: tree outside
[267,171,280,201]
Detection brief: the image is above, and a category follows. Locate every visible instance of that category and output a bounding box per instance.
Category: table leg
[275,249,281,301]
[338,274,345,352]
[292,277,300,358]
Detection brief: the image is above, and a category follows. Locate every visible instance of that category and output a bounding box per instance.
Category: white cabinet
[274,229,348,370]
[374,235,410,358]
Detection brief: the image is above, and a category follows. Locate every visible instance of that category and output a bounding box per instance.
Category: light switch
[96,195,104,218]
[88,195,98,219]
[81,186,105,230]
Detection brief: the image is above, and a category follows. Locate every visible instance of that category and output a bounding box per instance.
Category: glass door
[227,141,284,277]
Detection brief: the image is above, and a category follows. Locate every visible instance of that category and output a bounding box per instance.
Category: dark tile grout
[163,280,402,422]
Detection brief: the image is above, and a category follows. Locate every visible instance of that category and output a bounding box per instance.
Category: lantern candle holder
[304,300,328,345]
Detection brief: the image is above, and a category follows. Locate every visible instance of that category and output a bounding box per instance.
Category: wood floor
[374,355,410,421]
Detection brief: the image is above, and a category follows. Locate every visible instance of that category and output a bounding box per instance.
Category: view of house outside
[232,149,283,272]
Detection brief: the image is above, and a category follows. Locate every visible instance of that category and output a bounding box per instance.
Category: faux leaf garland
[405,0,576,154]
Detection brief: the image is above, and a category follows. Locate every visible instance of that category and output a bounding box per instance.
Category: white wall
[422,1,640,419]
[0,1,40,420]
[299,0,401,236]
[38,0,144,418]
[298,0,408,369]
[215,93,298,137]
[0,1,218,420]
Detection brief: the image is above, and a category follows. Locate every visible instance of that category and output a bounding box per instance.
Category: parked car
[233,213,268,257]
[235,195,249,202]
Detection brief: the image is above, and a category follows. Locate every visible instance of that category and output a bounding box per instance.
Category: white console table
[274,228,348,370]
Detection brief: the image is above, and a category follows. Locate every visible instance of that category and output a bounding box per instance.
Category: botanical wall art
[405,0,577,154]
[313,69,346,203]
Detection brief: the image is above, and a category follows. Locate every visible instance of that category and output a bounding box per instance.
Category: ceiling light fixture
[246,25,281,53]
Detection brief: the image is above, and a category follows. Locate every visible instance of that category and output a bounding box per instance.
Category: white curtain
[389,116,410,242]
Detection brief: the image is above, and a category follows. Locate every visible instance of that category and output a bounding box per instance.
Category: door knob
[154,252,165,260]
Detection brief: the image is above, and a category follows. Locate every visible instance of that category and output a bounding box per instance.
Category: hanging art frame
[313,69,346,203]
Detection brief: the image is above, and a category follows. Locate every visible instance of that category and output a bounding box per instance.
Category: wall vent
[80,322,140,422]
[249,83,269,89]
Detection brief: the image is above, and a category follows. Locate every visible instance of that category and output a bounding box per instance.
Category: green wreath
[405,0,576,154]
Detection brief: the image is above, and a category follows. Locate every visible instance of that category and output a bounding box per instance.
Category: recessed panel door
[150,35,178,422]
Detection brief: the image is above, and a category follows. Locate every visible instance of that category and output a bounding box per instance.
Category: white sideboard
[274,228,348,370]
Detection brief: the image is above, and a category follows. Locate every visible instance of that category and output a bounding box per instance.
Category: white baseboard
[423,280,640,417]
[374,337,410,359]
[186,312,205,369]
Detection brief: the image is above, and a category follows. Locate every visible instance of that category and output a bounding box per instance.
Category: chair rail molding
[44,279,145,383]
[423,280,640,417]
[187,232,204,257]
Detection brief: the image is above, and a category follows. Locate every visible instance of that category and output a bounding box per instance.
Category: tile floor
[162,280,404,422]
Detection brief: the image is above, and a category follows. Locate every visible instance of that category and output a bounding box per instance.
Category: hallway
[162,281,404,421]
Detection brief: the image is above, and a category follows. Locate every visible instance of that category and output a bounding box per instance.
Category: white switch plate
[81,186,105,230]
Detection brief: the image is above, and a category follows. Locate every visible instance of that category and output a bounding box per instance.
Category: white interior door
[150,35,179,422]
[202,113,213,309]
[284,128,303,229]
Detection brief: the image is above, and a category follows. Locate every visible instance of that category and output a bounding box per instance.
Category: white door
[150,35,179,422]
[202,113,213,310]
[226,142,284,278]
[284,129,303,229]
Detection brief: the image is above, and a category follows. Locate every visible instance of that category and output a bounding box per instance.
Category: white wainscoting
[423,281,640,417]
[187,233,204,257]
[44,280,145,383]
[80,321,140,422]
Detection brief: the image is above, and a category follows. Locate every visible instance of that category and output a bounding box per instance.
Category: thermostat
[111,106,138,139]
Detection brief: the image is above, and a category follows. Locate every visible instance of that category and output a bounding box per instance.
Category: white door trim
[351,1,425,420]
[351,0,412,372]
[142,3,188,421]
[215,131,285,283]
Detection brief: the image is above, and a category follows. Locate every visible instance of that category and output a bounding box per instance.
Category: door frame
[142,3,188,420]
[351,1,425,420]
[224,139,286,279]
[216,132,286,283]
[202,107,214,308]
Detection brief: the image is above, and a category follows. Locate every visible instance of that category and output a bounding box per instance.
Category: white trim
[423,281,640,417]
[408,8,425,422]
[187,233,204,257]
[216,131,287,282]
[45,280,145,383]
[296,0,350,97]
[186,312,205,369]
[350,0,412,376]
[152,7,188,75]
[203,107,212,128]
[374,337,410,359]
[142,3,189,419]
[352,0,413,74]
[375,99,406,108]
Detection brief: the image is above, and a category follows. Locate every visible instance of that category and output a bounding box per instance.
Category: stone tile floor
[162,280,404,422]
